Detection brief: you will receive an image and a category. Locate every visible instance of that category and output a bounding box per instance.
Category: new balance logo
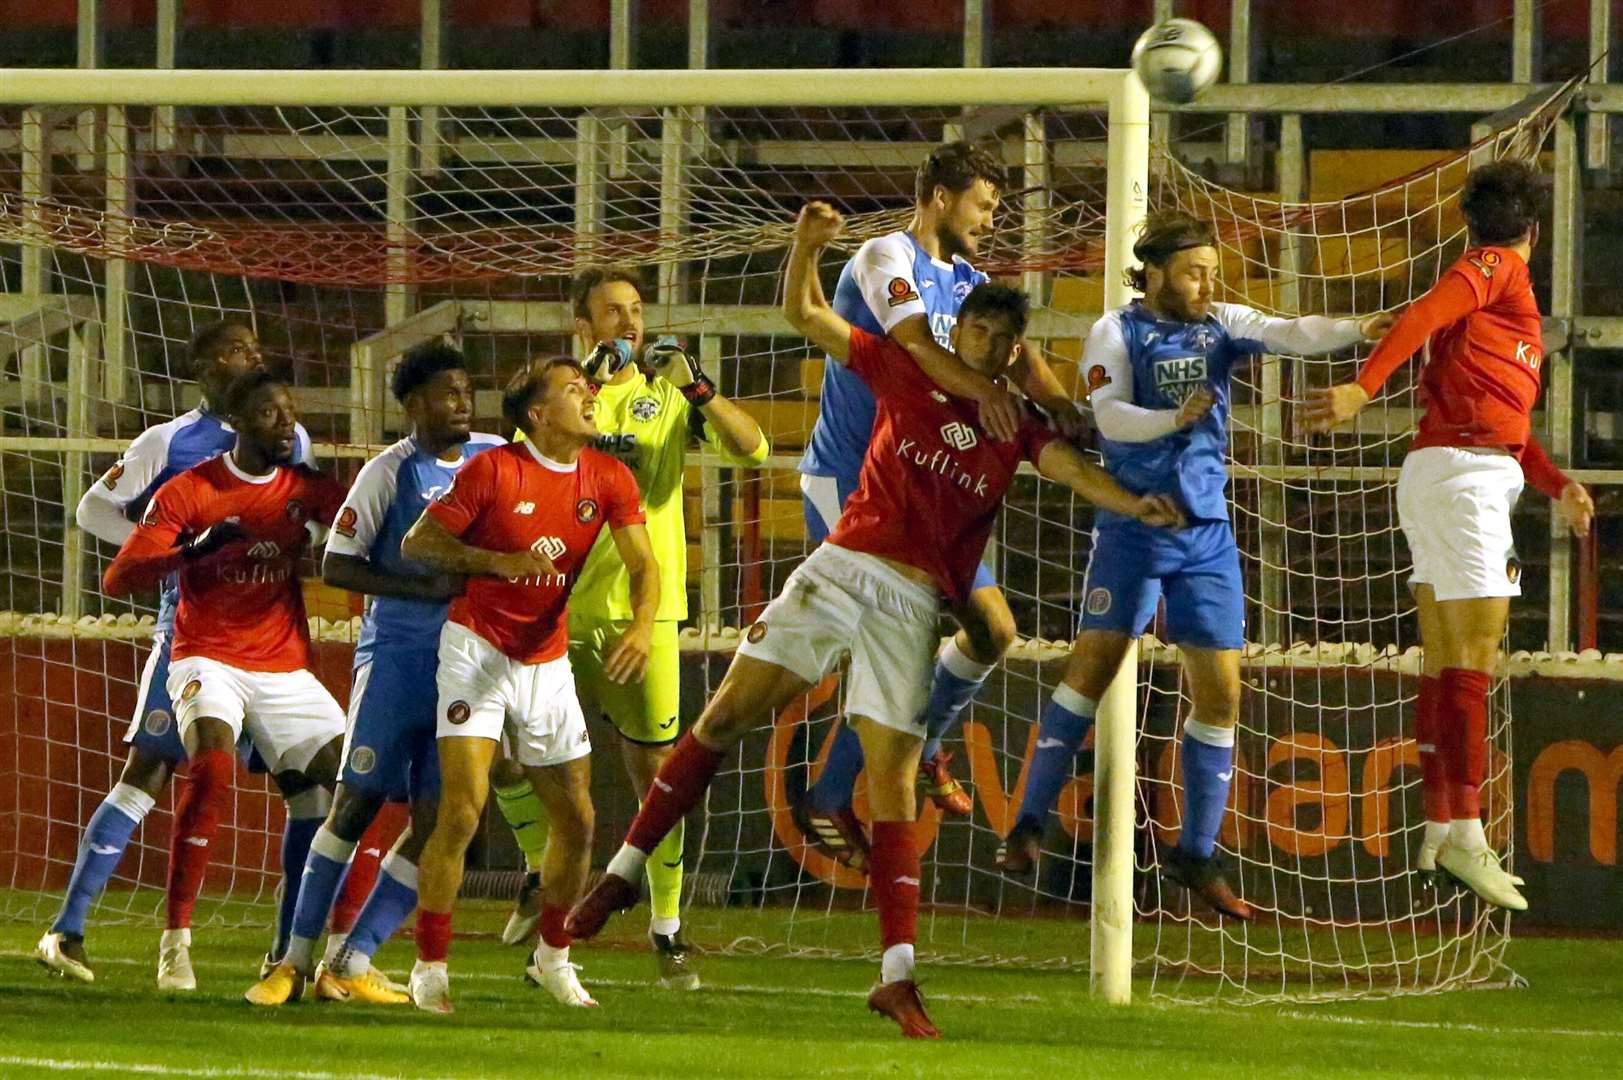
[532,536,567,561]
[894,876,921,887]
[939,421,978,452]
[246,541,280,559]
[513,501,536,515]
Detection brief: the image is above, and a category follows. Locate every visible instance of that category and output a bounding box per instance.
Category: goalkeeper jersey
[564,368,768,623]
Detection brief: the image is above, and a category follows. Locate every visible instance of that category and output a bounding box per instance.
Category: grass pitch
[2,902,1620,1079]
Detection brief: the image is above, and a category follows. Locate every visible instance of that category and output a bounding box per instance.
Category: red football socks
[540,904,572,950]
[626,732,724,855]
[165,748,234,931]
[416,909,452,963]
[869,820,920,950]
[1414,675,1450,824]
[1437,667,1492,820]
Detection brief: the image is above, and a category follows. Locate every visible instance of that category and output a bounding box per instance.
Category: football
[1131,18,1224,104]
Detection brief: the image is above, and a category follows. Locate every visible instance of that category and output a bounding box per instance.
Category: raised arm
[644,340,769,465]
[600,522,660,685]
[1033,440,1184,527]
[783,202,857,361]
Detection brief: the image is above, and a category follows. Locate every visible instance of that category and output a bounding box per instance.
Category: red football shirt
[827,327,1056,606]
[425,440,644,663]
[1357,245,1546,454]
[104,455,346,673]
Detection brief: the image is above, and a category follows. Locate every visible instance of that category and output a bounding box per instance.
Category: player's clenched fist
[1175,386,1216,429]
[795,201,845,248]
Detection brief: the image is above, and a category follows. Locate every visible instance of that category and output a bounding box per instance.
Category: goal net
[0,68,1560,1002]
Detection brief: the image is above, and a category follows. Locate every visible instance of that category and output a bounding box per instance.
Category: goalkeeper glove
[646,336,716,408]
[584,337,635,384]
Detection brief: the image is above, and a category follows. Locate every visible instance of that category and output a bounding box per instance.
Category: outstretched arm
[1034,440,1184,528]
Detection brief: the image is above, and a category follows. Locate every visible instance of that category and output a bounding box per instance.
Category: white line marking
[0,1056,449,1080]
[1274,1009,1623,1040]
[3,949,1036,1005]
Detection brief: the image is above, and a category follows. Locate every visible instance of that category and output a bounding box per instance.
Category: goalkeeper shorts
[568,617,682,745]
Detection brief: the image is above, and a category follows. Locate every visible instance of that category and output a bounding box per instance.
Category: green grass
[2,903,1621,1079]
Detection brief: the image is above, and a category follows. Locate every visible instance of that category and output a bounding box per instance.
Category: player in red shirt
[398,356,656,1014]
[102,369,350,978]
[567,203,1180,1038]
[1305,161,1593,911]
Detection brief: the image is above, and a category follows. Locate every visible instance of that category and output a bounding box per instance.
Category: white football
[1131,18,1224,105]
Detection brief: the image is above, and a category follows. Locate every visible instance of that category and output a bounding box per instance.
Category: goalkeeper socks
[1014,683,1097,831]
[1439,667,1492,825]
[919,637,996,762]
[285,825,356,972]
[807,723,865,813]
[1177,718,1236,860]
[52,782,155,936]
[625,732,724,858]
[869,820,920,980]
[1414,674,1450,829]
[165,748,234,930]
[493,779,550,872]
[645,816,684,935]
[416,908,452,964]
[273,812,323,963]
[341,851,418,976]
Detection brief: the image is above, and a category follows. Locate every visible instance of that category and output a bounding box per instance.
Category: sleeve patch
[886,276,921,307]
[1467,250,1500,279]
[334,506,358,539]
[101,462,125,489]
[1085,365,1113,396]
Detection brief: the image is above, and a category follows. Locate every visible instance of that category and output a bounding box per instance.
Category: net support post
[419,0,447,176]
[575,112,606,269]
[1089,638,1138,1004]
[19,108,51,398]
[1090,70,1150,1006]
[1225,0,1255,167]
[77,0,104,173]
[1513,0,1542,84]
[1545,113,1580,651]
[1590,0,1614,172]
[62,320,99,620]
[155,0,180,153]
[658,107,693,306]
[104,105,130,406]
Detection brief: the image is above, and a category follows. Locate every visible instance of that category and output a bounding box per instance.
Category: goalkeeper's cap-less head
[1461,161,1549,246]
[570,265,644,320]
[392,340,467,404]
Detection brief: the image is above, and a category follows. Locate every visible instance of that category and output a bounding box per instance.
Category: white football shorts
[434,621,590,769]
[166,654,345,774]
[1397,445,1526,602]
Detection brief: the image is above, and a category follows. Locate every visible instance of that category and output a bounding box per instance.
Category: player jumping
[34,323,331,991]
[997,209,1393,923]
[246,342,505,1005]
[1305,161,1592,911]
[97,369,351,978]
[494,267,767,992]
[400,357,656,1014]
[796,140,1088,868]
[566,202,1179,1039]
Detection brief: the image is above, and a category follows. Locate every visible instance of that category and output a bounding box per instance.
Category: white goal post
[0,65,1151,1003]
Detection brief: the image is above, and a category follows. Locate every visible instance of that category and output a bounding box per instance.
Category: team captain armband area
[0,67,1617,1050]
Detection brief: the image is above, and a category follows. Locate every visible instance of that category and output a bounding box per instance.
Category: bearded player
[1306,161,1592,910]
[996,210,1394,924]
[399,357,656,1014]
[493,267,767,992]
[246,342,505,1006]
[98,370,350,979]
[567,203,1178,1039]
[797,141,1088,868]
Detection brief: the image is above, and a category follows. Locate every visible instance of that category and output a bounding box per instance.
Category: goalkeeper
[494,267,768,990]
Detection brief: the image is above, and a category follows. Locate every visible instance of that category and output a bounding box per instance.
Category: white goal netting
[0,76,1566,1001]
